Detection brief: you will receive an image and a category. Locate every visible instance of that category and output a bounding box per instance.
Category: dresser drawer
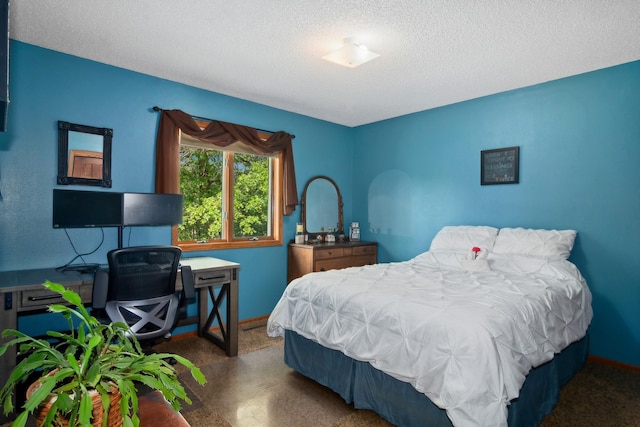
[353,254,377,266]
[315,248,344,260]
[288,242,377,283]
[345,245,377,256]
[315,258,354,272]
[316,254,377,273]
[353,245,376,256]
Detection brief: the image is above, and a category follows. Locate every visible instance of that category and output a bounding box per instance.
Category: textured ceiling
[10,1,640,127]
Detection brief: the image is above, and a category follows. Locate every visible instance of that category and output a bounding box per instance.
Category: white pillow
[429,226,499,252]
[493,227,577,259]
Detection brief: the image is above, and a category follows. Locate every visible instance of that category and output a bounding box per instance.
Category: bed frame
[284,330,588,427]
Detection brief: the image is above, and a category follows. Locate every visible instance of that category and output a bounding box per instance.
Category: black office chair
[92,246,195,346]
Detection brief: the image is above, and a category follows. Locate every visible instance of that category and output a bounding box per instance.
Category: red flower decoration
[471,247,481,259]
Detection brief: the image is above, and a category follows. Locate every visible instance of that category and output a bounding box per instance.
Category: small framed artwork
[481,146,519,185]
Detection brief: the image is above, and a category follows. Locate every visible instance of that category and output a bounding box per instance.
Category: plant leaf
[12,410,29,427]
[57,392,73,412]
[78,388,92,426]
[88,333,102,349]
[22,378,56,413]
[67,352,80,373]
[159,353,207,385]
[2,281,205,426]
[43,280,66,295]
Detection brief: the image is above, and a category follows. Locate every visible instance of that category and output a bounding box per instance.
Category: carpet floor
[153,322,640,427]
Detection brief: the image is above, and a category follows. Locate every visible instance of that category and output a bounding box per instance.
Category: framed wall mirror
[301,175,343,235]
[57,121,113,187]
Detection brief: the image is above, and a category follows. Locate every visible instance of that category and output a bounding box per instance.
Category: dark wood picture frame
[481,146,519,185]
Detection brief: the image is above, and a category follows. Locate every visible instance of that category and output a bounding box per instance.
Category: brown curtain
[155,109,298,215]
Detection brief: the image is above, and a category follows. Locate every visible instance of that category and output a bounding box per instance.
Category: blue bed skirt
[284,330,588,427]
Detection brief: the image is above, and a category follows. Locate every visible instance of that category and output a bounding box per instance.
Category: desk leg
[197,269,238,357]
[197,287,208,338]
[227,270,238,356]
[0,291,18,424]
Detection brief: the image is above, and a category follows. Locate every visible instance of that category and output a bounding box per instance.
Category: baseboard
[170,314,271,341]
[239,314,270,328]
[588,354,640,373]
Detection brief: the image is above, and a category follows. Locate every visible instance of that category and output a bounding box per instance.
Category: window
[174,128,283,251]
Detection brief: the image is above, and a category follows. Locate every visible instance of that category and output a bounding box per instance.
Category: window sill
[178,238,283,252]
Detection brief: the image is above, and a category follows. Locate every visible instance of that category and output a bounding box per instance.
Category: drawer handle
[199,274,227,281]
[28,294,61,302]
[320,268,326,271]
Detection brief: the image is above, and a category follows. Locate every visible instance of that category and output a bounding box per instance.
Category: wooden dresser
[287,241,377,283]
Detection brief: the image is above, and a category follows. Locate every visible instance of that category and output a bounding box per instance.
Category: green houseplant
[0,281,206,427]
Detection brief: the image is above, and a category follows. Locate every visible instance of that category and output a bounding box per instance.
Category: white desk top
[180,256,240,271]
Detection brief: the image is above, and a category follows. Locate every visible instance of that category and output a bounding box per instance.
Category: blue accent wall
[0,41,353,333]
[1,40,638,367]
[352,61,640,366]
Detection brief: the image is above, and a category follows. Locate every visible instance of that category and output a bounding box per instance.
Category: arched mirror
[57,121,113,187]
[301,175,343,235]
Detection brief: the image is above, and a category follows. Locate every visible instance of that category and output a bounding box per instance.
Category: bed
[267,226,593,427]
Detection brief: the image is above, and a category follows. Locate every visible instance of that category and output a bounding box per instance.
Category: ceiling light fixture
[322,37,380,68]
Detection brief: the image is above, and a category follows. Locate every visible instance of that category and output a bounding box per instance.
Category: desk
[0,257,239,424]
[179,257,240,357]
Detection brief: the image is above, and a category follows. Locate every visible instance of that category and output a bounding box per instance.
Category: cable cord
[56,228,105,271]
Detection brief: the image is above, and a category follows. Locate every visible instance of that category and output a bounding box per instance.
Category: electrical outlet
[4,292,12,310]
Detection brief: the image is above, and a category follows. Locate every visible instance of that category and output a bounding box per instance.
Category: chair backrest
[102,245,183,341]
[106,246,181,302]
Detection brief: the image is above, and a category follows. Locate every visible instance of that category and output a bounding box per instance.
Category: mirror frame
[301,175,344,235]
[57,120,113,187]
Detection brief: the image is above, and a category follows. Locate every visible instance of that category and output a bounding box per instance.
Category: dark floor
[160,323,640,427]
[155,323,393,427]
[5,323,640,426]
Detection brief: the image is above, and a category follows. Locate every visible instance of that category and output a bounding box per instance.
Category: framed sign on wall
[481,146,519,185]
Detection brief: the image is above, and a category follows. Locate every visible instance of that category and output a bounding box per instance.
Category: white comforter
[267,250,593,427]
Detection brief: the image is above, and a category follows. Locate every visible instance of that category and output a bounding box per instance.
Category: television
[122,192,183,226]
[53,189,122,228]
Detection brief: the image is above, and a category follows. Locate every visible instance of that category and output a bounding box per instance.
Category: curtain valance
[155,109,298,215]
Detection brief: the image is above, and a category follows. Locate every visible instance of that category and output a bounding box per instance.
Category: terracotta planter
[26,376,122,427]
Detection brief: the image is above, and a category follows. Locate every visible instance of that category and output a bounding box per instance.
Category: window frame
[173,126,283,252]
